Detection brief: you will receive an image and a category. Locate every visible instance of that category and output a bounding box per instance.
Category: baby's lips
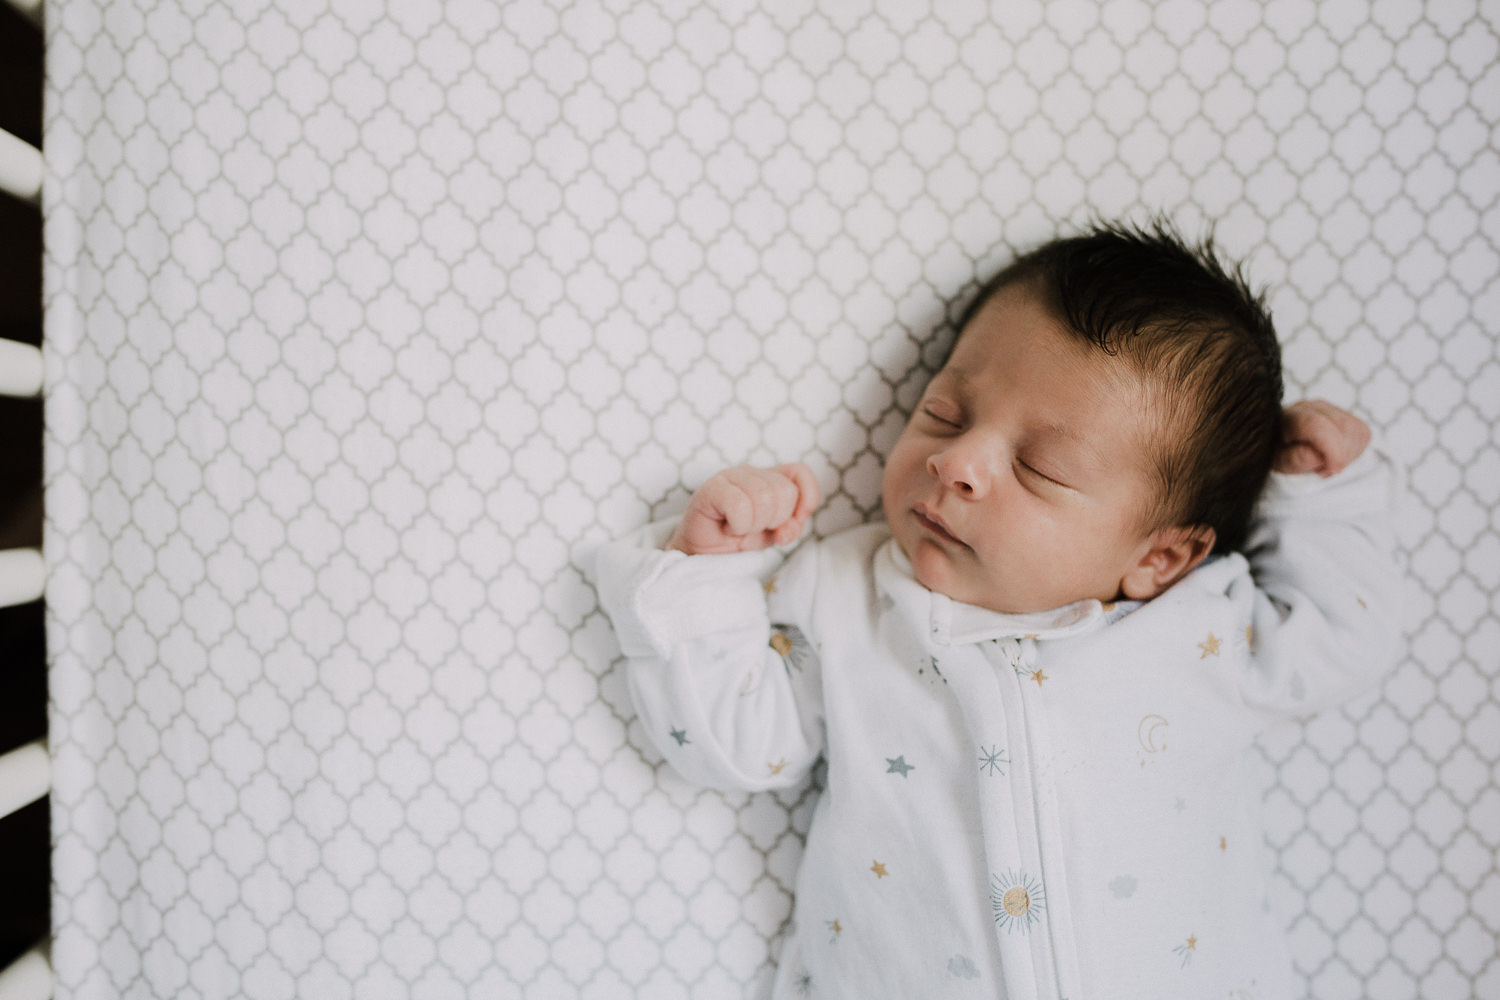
[914,504,965,547]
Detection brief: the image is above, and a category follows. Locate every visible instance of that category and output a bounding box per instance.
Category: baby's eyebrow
[1035,424,1118,481]
[929,366,973,395]
[1038,419,1084,443]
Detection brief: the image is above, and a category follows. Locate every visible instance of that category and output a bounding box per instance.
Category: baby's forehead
[937,325,1155,411]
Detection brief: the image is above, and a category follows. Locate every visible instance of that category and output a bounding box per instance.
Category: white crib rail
[0,941,50,1000]
[0,129,41,207]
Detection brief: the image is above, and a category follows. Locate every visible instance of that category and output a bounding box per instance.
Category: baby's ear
[1119,525,1216,600]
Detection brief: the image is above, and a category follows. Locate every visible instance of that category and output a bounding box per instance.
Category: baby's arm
[1237,399,1404,715]
[667,463,820,554]
[592,465,827,792]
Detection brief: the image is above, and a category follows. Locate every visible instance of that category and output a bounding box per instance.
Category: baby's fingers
[774,463,821,536]
[1275,441,1325,476]
[784,463,821,519]
[669,464,821,553]
[717,466,803,540]
[1276,400,1371,476]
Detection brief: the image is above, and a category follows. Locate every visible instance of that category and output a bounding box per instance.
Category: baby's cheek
[907,542,959,597]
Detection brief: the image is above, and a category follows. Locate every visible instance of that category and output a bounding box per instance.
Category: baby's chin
[906,545,1022,613]
[905,542,1109,615]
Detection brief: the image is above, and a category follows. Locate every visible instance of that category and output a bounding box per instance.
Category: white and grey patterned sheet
[42,1,1497,996]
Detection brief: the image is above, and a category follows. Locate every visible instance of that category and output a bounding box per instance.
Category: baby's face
[882,283,1164,614]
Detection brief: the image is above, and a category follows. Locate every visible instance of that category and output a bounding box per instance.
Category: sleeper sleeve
[589,521,826,792]
[1235,446,1406,716]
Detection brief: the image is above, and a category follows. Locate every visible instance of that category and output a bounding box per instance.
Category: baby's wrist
[663,523,693,553]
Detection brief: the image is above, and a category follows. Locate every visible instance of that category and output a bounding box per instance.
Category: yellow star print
[1173,932,1198,967]
[1030,669,1048,687]
[1198,633,1221,658]
[871,860,888,879]
[763,576,778,595]
[768,758,788,775]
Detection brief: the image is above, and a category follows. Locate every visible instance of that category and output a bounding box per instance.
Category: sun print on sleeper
[991,869,1046,934]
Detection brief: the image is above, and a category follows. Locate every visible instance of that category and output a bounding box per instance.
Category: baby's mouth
[913,505,966,548]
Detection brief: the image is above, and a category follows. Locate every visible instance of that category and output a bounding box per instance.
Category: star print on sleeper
[991,636,1051,690]
[978,745,1008,777]
[591,444,1405,994]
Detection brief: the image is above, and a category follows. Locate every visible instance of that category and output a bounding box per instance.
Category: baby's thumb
[1273,441,1324,475]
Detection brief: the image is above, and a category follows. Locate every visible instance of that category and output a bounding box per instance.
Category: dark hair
[958,218,1284,554]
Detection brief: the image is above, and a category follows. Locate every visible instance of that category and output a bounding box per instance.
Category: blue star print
[978,745,1008,776]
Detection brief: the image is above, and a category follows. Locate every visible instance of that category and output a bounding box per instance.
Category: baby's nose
[928,448,985,496]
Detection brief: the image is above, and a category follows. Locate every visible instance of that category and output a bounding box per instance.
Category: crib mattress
[43,1,1500,997]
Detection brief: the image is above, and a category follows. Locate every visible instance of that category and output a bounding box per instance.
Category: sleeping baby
[591,221,1403,998]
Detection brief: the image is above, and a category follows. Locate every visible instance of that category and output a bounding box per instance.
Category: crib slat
[0,340,42,398]
[0,129,42,206]
[0,740,48,822]
[0,0,41,28]
[0,549,43,608]
[0,940,51,1000]
[0,549,42,608]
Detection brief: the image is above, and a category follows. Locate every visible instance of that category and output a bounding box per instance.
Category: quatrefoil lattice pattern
[44,1,1498,996]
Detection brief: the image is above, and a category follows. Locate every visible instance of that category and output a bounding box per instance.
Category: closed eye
[922,406,960,427]
[1019,461,1070,490]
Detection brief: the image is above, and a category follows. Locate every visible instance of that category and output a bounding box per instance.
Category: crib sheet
[42,1,1498,997]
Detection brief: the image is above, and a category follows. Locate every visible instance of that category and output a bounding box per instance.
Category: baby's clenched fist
[1274,400,1371,477]
[666,463,821,555]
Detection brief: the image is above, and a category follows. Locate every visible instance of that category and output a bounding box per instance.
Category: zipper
[942,636,1081,999]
